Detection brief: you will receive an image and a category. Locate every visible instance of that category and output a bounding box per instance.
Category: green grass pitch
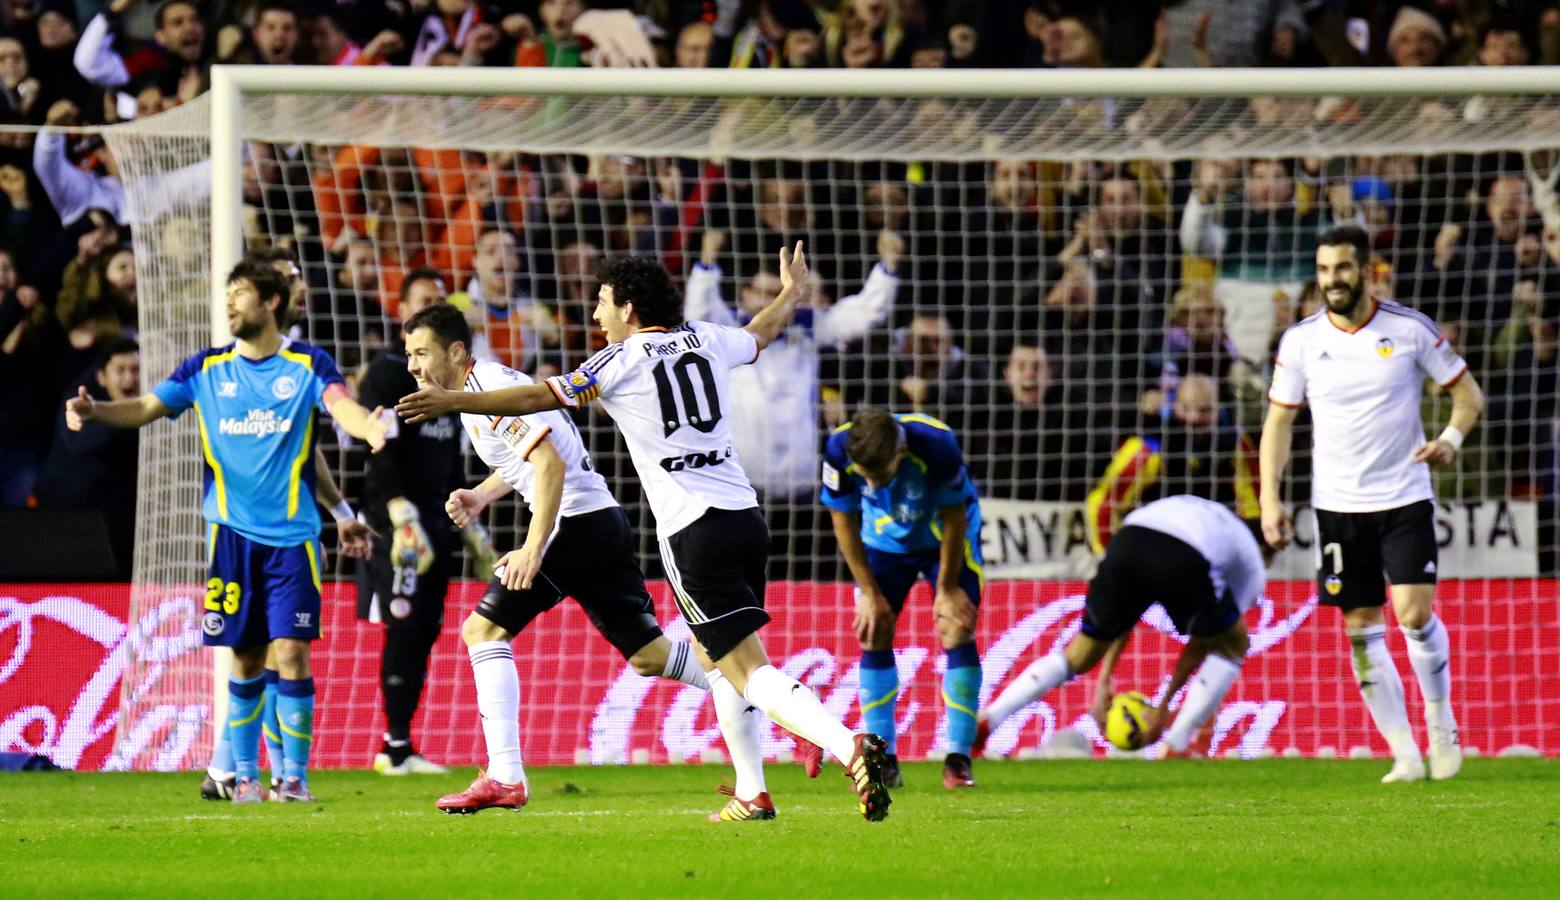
[1,759,1554,897]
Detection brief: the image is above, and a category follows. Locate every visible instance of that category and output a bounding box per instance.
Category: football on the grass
[1105,691,1152,750]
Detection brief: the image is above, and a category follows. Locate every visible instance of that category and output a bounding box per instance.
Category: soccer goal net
[106,67,1558,770]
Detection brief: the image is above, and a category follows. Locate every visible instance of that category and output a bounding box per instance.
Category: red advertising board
[2,581,1556,770]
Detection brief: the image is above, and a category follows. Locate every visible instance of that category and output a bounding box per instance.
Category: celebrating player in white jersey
[974,495,1272,758]
[399,243,893,822]
[394,304,740,815]
[1261,225,1485,783]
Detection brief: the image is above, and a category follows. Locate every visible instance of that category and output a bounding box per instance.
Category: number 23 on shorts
[205,577,242,614]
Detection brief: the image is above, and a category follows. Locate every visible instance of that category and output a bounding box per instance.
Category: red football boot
[972,716,992,758]
[437,771,529,814]
[791,732,824,779]
[843,733,892,822]
[708,785,777,822]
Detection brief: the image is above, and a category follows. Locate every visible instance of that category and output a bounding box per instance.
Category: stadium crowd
[0,0,1556,579]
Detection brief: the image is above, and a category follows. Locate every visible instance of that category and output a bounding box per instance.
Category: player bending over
[822,408,983,789]
[67,259,388,803]
[1261,225,1483,782]
[399,243,893,822]
[975,496,1273,758]
[398,304,765,817]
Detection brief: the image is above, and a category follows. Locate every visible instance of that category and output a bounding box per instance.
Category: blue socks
[859,649,900,755]
[943,643,982,757]
[262,669,284,784]
[276,677,316,783]
[227,674,266,782]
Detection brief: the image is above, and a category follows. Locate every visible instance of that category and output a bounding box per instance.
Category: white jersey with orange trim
[462,359,616,518]
[545,321,760,538]
[1268,298,1468,513]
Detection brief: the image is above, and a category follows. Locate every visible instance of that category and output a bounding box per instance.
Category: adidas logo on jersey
[1424,561,1436,574]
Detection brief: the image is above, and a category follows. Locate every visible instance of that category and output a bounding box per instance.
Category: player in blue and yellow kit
[66,259,387,803]
[821,408,984,789]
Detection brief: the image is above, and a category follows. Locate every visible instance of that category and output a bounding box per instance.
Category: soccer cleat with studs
[437,771,529,814]
[276,776,316,803]
[791,732,824,779]
[708,785,776,822]
[1380,754,1427,783]
[231,776,265,805]
[200,772,236,801]
[375,750,449,776]
[844,733,892,822]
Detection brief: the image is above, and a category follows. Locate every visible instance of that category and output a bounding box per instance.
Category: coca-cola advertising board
[3,580,1556,770]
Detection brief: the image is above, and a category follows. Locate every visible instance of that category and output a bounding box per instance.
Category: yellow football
[1105,691,1152,751]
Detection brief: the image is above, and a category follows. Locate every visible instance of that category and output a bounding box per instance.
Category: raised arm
[396,380,562,425]
[743,241,807,352]
[66,386,169,431]
[1258,401,1300,548]
[74,11,132,88]
[815,232,901,346]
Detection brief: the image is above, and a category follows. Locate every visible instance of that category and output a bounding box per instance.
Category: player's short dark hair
[845,408,902,470]
[401,267,445,305]
[227,258,290,328]
[95,335,139,370]
[403,302,471,353]
[598,255,682,329]
[154,0,200,30]
[1318,224,1370,265]
[256,1,298,22]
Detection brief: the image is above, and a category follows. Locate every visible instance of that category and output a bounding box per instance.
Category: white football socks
[1401,615,1455,729]
[1347,626,1417,761]
[984,650,1074,729]
[661,641,711,691]
[1163,653,1242,752]
[468,641,526,786]
[742,664,857,765]
[707,668,766,801]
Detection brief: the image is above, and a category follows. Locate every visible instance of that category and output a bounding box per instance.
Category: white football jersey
[1268,298,1467,513]
[1124,495,1266,613]
[462,360,616,518]
[546,322,759,537]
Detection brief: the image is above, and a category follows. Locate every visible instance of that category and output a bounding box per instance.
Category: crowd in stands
[1,0,1557,579]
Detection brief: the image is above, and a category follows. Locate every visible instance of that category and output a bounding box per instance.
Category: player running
[396,304,760,817]
[975,495,1273,758]
[1261,225,1484,783]
[821,408,983,789]
[66,259,389,803]
[398,243,893,822]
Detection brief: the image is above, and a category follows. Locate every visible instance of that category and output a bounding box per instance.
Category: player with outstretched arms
[821,407,983,789]
[393,303,759,817]
[399,243,894,822]
[66,259,389,803]
[1261,225,1484,783]
[974,495,1274,758]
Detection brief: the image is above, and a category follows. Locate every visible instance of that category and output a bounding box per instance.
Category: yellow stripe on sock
[262,724,281,743]
[942,691,978,720]
[279,718,313,742]
[229,704,262,728]
[860,686,899,714]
